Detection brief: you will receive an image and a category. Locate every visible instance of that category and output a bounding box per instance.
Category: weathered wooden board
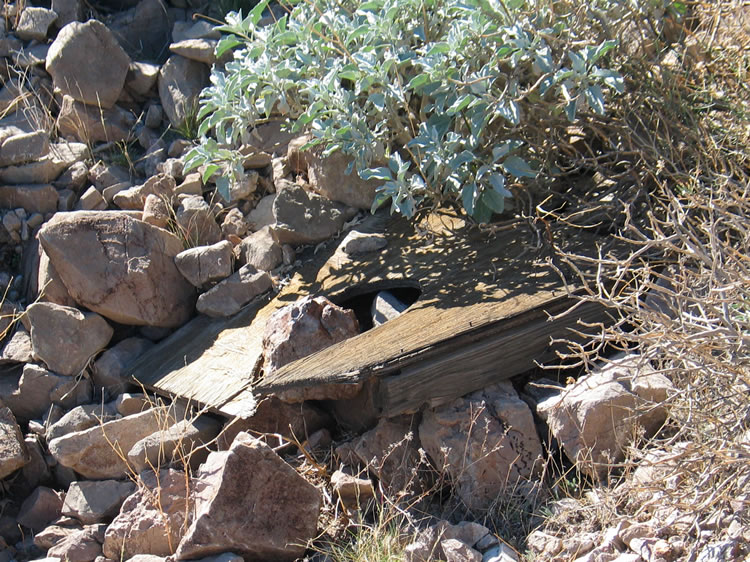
[127,210,610,418]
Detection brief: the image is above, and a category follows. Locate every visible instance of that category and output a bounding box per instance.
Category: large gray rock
[196,265,272,318]
[0,130,49,167]
[17,486,64,531]
[0,326,33,364]
[38,211,196,327]
[91,337,154,396]
[419,382,543,510]
[0,405,29,479]
[158,55,209,128]
[46,20,131,109]
[15,7,57,41]
[47,403,119,442]
[4,363,92,421]
[48,408,165,479]
[273,183,356,245]
[37,245,76,307]
[306,145,379,209]
[262,295,359,374]
[103,468,190,559]
[537,354,674,479]
[174,240,234,289]
[62,480,136,524]
[0,142,89,185]
[26,302,113,376]
[0,184,58,214]
[174,432,321,560]
[47,523,107,561]
[113,173,175,211]
[52,0,83,27]
[237,226,282,271]
[57,95,135,144]
[110,0,172,61]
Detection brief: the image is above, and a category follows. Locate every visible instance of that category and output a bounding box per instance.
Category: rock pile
[0,1,683,561]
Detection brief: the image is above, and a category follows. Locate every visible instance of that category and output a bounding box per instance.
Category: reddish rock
[17,486,64,531]
[0,405,29,479]
[262,295,359,374]
[48,523,107,561]
[174,432,321,560]
[38,211,195,327]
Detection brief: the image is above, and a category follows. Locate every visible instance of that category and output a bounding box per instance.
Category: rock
[3,363,87,420]
[127,61,160,96]
[114,393,150,416]
[46,20,131,109]
[145,105,163,129]
[306,145,379,209]
[47,524,106,561]
[52,0,83,27]
[48,408,166,479]
[237,226,282,271]
[419,382,543,510]
[1,326,33,363]
[0,184,58,214]
[220,208,248,238]
[62,480,136,524]
[525,530,563,559]
[34,523,83,550]
[0,300,17,339]
[0,405,29,478]
[114,173,175,211]
[39,211,196,327]
[341,230,388,255]
[26,303,113,376]
[127,416,220,473]
[172,20,220,43]
[1,142,90,185]
[47,403,118,442]
[273,183,357,245]
[57,95,135,143]
[217,171,258,205]
[175,172,202,196]
[262,295,359,373]
[102,469,190,559]
[174,240,233,289]
[372,290,408,326]
[286,135,310,173]
[142,193,170,228]
[15,7,57,41]
[482,543,519,562]
[158,55,209,128]
[91,337,154,396]
[38,245,76,307]
[110,0,171,61]
[239,147,273,169]
[246,193,276,231]
[537,354,673,479]
[441,539,482,562]
[331,470,374,507]
[76,186,107,210]
[0,130,49,167]
[17,486,64,531]
[344,416,422,492]
[89,162,131,190]
[175,194,221,246]
[169,39,217,65]
[196,265,272,317]
[174,432,321,560]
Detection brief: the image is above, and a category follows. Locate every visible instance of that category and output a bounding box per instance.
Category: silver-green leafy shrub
[185,0,631,221]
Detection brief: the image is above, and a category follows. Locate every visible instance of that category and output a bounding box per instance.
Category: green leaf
[215,176,231,202]
[489,173,512,197]
[461,183,478,215]
[202,164,220,183]
[360,167,392,181]
[584,84,606,115]
[407,73,430,90]
[481,188,506,214]
[503,155,537,178]
[369,93,386,111]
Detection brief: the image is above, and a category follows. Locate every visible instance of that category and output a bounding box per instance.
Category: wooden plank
[374,299,608,417]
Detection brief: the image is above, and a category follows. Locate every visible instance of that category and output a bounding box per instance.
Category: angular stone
[220,208,247,238]
[537,355,673,479]
[142,193,170,228]
[216,171,258,205]
[371,290,408,326]
[34,522,82,551]
[39,211,196,327]
[76,186,107,211]
[102,469,190,559]
[46,20,130,109]
[441,539,482,562]
[47,403,119,442]
[15,7,57,41]
[26,302,113,376]
[114,392,151,416]
[110,0,171,61]
[52,0,83,27]
[57,95,134,144]
[174,240,234,289]
[3,363,85,420]
[238,226,282,271]
[0,326,33,364]
[158,55,209,128]
[419,382,543,510]
[127,61,160,96]
[37,245,76,307]
[171,20,220,43]
[92,337,154,396]
[174,432,321,560]
[89,161,131,190]
[0,130,49,167]
[169,38,217,64]
[262,295,359,373]
[113,173,175,211]
[175,172,202,196]
[0,405,29,479]
[48,408,165,479]
[273,183,356,245]
[127,416,221,473]
[246,193,276,232]
[341,230,388,255]
[62,480,136,524]
[196,265,272,318]
[331,470,374,507]
[0,142,89,185]
[47,523,106,561]
[306,145,379,209]
[0,184,58,214]
[18,486,64,531]
[175,194,221,246]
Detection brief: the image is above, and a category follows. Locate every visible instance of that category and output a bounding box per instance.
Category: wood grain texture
[127,210,611,418]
